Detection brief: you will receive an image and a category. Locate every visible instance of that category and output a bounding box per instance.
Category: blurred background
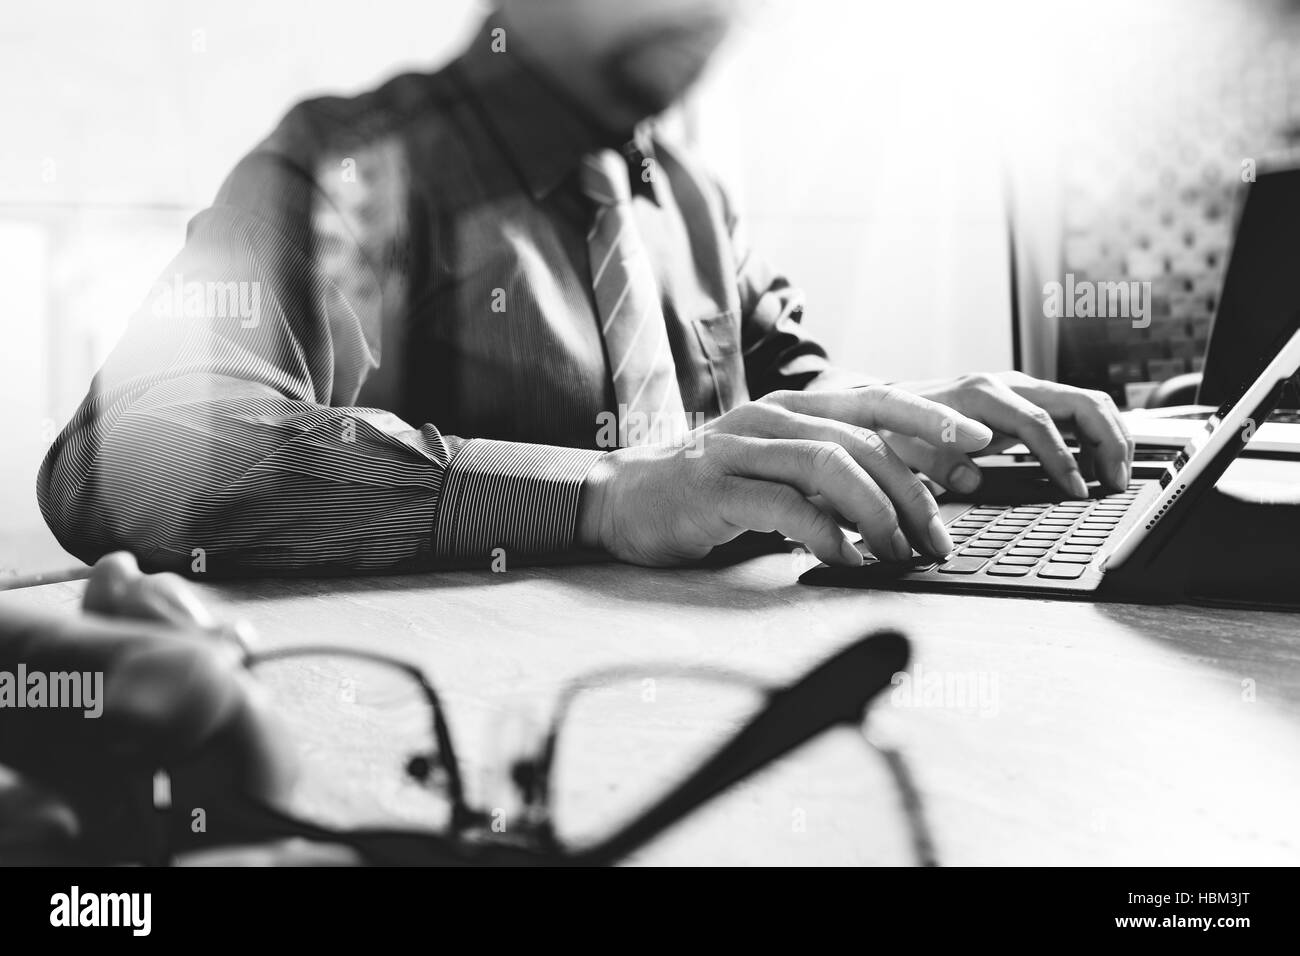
[2,0,1299,572]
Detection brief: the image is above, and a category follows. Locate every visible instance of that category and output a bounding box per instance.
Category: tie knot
[579,149,632,206]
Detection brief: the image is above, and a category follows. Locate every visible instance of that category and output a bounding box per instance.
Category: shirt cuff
[433,439,606,561]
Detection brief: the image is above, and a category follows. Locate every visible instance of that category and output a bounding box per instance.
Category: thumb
[84,552,218,630]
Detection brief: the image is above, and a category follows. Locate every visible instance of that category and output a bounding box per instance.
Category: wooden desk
[4,553,1299,865]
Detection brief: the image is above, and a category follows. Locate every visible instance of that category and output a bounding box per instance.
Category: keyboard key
[1056,544,1098,554]
[994,518,1033,527]
[1038,563,1087,579]
[1072,530,1109,539]
[980,532,1018,541]
[996,555,1040,566]
[986,564,1032,577]
[960,547,1001,557]
[938,557,988,574]
[1008,546,1049,556]
[1024,531,1064,541]
[1063,538,1101,549]
[1048,552,1093,563]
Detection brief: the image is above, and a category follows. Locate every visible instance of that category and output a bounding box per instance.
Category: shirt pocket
[692,309,748,414]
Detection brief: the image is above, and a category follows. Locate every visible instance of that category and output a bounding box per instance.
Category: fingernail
[927,515,953,557]
[1067,471,1090,498]
[947,463,981,494]
[1111,461,1130,490]
[959,421,995,447]
[890,528,912,561]
[839,537,864,566]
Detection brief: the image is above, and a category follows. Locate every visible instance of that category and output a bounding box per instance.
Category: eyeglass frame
[137,628,935,867]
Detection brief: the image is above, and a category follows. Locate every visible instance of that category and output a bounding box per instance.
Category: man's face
[503,0,741,118]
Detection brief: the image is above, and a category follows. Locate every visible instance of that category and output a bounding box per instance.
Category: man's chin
[605,67,704,121]
[603,33,717,119]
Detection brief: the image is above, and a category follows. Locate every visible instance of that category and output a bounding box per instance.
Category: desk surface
[4,552,1299,865]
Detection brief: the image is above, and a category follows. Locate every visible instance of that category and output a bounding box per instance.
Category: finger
[718,477,862,567]
[965,385,1089,497]
[136,574,219,629]
[806,494,853,529]
[83,553,216,629]
[763,386,993,451]
[723,437,914,560]
[883,432,984,495]
[1049,389,1133,492]
[81,551,143,615]
[729,405,950,556]
[82,551,239,650]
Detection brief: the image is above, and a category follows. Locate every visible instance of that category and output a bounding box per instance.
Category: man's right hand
[576,386,993,568]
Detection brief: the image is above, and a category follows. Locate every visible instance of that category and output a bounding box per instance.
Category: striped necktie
[579,148,688,447]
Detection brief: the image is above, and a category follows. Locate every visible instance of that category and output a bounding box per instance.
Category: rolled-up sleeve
[435,440,605,560]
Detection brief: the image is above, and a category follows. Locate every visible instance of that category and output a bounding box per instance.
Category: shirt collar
[453,15,664,206]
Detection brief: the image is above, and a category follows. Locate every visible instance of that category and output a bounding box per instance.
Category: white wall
[691,0,1022,382]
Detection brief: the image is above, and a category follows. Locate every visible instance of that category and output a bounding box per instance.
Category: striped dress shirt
[37,16,831,576]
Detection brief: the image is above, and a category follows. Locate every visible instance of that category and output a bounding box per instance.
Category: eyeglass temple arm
[572,629,910,866]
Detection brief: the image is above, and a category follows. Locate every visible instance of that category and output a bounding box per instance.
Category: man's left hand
[880,371,1134,497]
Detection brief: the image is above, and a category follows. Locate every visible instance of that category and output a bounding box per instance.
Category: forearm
[38,376,605,575]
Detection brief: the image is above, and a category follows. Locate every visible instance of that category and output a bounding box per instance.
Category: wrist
[576,453,616,551]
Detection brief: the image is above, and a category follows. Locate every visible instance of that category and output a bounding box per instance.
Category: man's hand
[881,371,1135,498]
[577,386,993,567]
[0,553,360,865]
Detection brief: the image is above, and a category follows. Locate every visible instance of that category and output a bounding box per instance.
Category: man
[38,0,1131,577]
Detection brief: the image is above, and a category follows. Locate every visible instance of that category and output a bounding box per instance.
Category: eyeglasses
[146,628,936,866]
